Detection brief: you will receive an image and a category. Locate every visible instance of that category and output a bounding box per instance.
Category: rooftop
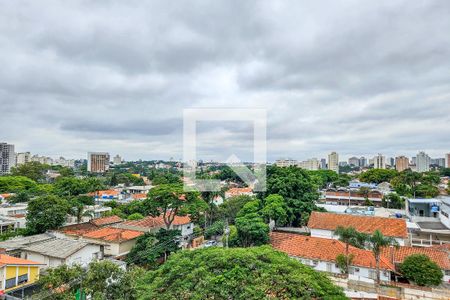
[308,211,408,238]
[0,254,43,267]
[90,215,123,226]
[22,238,94,259]
[122,215,192,229]
[82,227,143,242]
[0,233,54,251]
[381,246,450,270]
[270,231,394,271]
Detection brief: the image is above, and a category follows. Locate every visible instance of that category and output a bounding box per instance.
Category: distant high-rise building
[416,151,431,173]
[320,158,327,169]
[113,154,122,165]
[431,158,445,168]
[447,153,450,168]
[359,157,367,167]
[16,152,31,165]
[275,159,298,167]
[328,152,339,173]
[348,157,359,167]
[0,143,15,175]
[298,158,320,170]
[373,154,386,169]
[388,157,395,167]
[411,157,416,165]
[395,156,409,172]
[87,152,110,173]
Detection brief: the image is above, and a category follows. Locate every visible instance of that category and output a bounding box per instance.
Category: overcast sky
[1,0,450,162]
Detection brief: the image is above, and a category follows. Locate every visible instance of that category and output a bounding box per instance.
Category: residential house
[324,188,384,207]
[0,254,43,296]
[225,187,254,199]
[60,215,123,236]
[381,245,450,283]
[270,232,394,282]
[20,238,102,269]
[117,215,194,248]
[79,227,143,257]
[307,212,408,246]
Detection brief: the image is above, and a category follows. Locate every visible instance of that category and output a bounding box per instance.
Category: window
[5,278,16,289]
[326,263,333,272]
[18,274,28,285]
[445,270,450,276]
[368,269,377,279]
[312,260,319,266]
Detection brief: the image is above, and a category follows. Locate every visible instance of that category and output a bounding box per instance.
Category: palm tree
[335,226,367,274]
[367,230,399,284]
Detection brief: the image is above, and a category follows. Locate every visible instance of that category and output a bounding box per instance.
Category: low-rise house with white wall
[20,238,102,269]
[271,232,395,282]
[307,211,408,246]
[381,245,450,283]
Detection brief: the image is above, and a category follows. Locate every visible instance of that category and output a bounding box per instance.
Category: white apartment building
[416,151,431,173]
[0,143,15,175]
[113,155,122,165]
[328,152,339,173]
[15,152,31,165]
[298,158,320,170]
[373,154,386,169]
[275,159,298,167]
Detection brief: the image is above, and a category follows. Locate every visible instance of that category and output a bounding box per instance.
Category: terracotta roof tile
[132,193,147,200]
[308,212,408,238]
[82,227,143,242]
[60,222,99,235]
[226,187,253,196]
[0,254,43,266]
[123,215,191,229]
[270,232,394,271]
[90,215,123,226]
[381,246,450,270]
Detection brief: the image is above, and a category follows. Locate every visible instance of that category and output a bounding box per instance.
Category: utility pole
[224,219,230,249]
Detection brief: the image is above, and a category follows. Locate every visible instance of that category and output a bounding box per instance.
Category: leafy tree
[26,195,70,234]
[127,213,144,220]
[335,226,367,274]
[218,195,255,224]
[37,261,143,300]
[415,184,439,198]
[261,194,288,226]
[11,161,49,182]
[137,246,346,299]
[54,177,106,197]
[367,230,399,284]
[307,169,339,189]
[441,168,450,176]
[235,212,269,247]
[8,191,30,203]
[359,169,398,184]
[382,193,404,209]
[222,224,239,247]
[0,176,37,193]
[336,253,354,274]
[204,220,224,239]
[127,229,181,266]
[262,166,320,226]
[143,184,199,229]
[399,254,443,286]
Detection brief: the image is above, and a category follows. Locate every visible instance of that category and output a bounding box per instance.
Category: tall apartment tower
[416,151,431,173]
[0,143,15,175]
[395,156,409,172]
[328,152,339,173]
[87,152,110,173]
[447,153,450,168]
[373,154,386,169]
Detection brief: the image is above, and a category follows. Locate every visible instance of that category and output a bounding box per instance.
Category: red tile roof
[60,222,99,235]
[381,246,450,270]
[308,212,408,238]
[90,215,123,226]
[132,193,147,200]
[82,227,143,242]
[226,187,253,196]
[0,254,43,266]
[123,215,191,229]
[270,231,394,271]
[88,189,120,197]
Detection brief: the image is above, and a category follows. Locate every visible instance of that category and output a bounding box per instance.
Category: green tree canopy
[218,195,255,224]
[11,161,49,182]
[235,212,269,247]
[261,194,288,226]
[399,254,443,286]
[26,195,69,234]
[0,176,37,193]
[359,169,398,184]
[137,246,346,299]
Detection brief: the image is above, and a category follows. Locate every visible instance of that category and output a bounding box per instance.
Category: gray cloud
[0,0,449,162]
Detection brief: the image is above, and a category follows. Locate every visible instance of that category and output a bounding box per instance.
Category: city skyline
[1,1,450,161]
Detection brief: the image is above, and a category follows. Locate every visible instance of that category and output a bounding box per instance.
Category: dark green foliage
[0,176,37,193]
[235,213,269,247]
[127,229,181,267]
[26,195,69,234]
[399,254,443,286]
[359,169,398,184]
[218,195,255,224]
[382,193,405,209]
[204,220,224,239]
[11,161,49,182]
[137,246,346,299]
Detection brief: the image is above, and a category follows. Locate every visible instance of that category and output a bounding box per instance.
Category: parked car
[203,240,218,248]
